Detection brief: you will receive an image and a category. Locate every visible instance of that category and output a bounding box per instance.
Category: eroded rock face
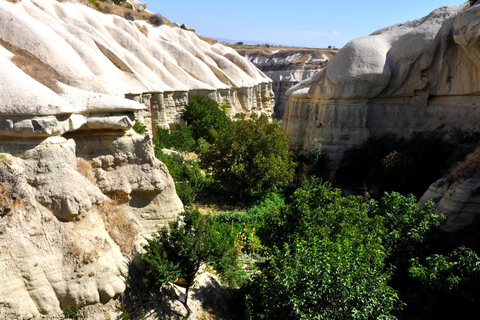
[282,4,480,174]
[420,177,480,233]
[237,47,335,119]
[0,0,288,317]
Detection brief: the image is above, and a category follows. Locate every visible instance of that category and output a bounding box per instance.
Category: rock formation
[0,0,272,317]
[420,146,480,234]
[282,3,480,174]
[236,47,335,119]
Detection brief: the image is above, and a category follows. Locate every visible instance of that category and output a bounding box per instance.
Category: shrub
[294,138,329,182]
[132,120,147,135]
[409,246,480,318]
[154,124,196,152]
[149,14,165,27]
[89,0,101,10]
[368,192,445,265]
[63,306,88,320]
[337,131,450,197]
[448,145,480,182]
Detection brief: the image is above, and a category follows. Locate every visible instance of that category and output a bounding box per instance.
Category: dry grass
[449,146,480,182]
[135,22,148,37]
[65,234,110,264]
[0,163,27,218]
[98,198,139,257]
[76,158,96,183]
[199,35,218,45]
[10,55,62,93]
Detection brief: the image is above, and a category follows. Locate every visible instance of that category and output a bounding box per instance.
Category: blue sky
[146,0,466,48]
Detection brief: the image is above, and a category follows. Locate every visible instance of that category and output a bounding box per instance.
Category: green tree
[250,179,402,319]
[181,96,231,144]
[201,114,296,198]
[142,209,239,319]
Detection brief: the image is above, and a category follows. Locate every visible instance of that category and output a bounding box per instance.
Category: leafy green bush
[154,123,196,152]
[89,0,101,10]
[337,130,480,197]
[181,96,231,144]
[337,132,447,197]
[201,114,296,199]
[142,209,240,317]
[155,149,207,206]
[132,120,147,134]
[369,192,445,265]
[409,247,480,319]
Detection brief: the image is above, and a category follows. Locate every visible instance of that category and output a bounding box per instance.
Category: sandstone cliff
[236,47,335,119]
[0,0,272,317]
[282,3,480,174]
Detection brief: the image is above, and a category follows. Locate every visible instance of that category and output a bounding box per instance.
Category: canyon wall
[236,47,335,119]
[0,0,272,317]
[282,4,480,173]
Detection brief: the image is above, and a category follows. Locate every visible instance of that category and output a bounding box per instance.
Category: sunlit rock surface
[0,0,276,317]
[282,4,480,175]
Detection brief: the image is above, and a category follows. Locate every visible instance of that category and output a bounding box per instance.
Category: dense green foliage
[201,114,296,198]
[181,96,231,143]
[154,124,197,152]
[410,246,480,296]
[154,149,207,206]
[408,247,480,319]
[248,179,405,319]
[369,192,445,264]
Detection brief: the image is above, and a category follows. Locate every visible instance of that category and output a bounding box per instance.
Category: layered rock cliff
[0,0,272,317]
[236,47,335,119]
[282,3,480,174]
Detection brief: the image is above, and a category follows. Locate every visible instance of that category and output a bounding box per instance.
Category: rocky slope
[0,0,273,318]
[282,3,480,175]
[236,47,335,119]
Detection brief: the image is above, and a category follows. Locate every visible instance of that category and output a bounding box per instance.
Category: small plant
[89,0,101,10]
[155,150,207,206]
[132,120,148,134]
[63,305,87,320]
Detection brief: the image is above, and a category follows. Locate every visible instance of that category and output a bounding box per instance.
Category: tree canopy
[201,113,296,198]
